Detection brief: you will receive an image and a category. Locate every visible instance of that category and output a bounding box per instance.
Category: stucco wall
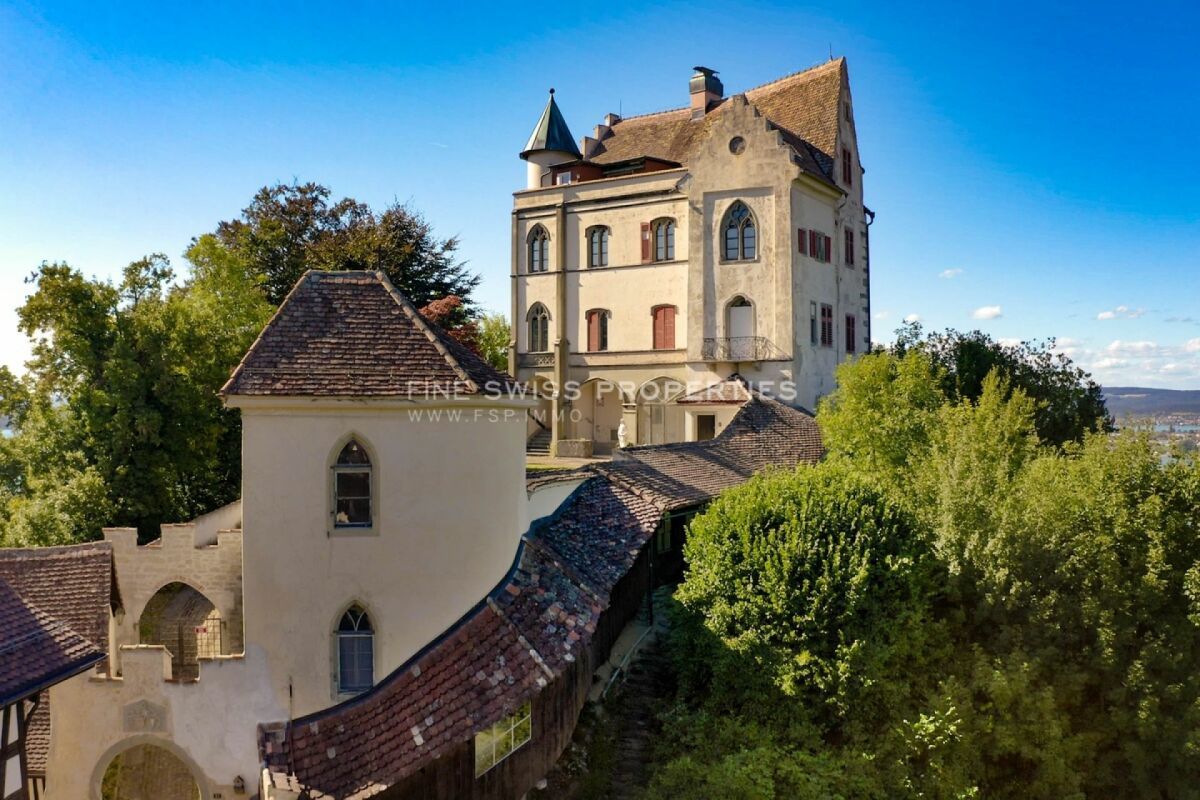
[237,399,529,718]
[45,645,284,800]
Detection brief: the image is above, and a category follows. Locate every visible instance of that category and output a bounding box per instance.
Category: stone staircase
[526,429,552,456]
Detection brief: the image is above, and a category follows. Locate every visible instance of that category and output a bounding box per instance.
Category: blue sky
[1,0,1197,387]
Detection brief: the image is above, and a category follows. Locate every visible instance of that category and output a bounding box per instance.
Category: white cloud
[1097,305,1145,321]
[904,313,921,324]
[874,310,891,320]
[939,268,963,279]
[1186,338,1200,353]
[1062,337,1200,388]
[972,305,1002,320]
[1106,339,1159,355]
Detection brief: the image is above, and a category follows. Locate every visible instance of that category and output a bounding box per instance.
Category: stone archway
[95,739,206,800]
[636,377,686,445]
[138,583,223,681]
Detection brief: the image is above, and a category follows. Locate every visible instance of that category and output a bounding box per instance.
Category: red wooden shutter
[587,311,599,352]
[809,230,818,257]
[663,306,675,349]
[798,228,807,255]
[652,307,663,349]
[824,236,832,263]
[641,222,651,263]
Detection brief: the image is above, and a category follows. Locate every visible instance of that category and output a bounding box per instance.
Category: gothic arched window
[527,303,551,353]
[527,225,550,273]
[587,227,609,268]
[652,218,675,262]
[333,439,372,528]
[336,605,374,694]
[722,202,756,261]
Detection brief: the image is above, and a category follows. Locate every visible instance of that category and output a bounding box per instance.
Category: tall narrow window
[820,304,834,348]
[810,301,818,345]
[588,227,609,268]
[333,440,371,527]
[586,309,609,352]
[844,229,855,266]
[845,314,857,353]
[527,304,550,353]
[842,148,853,186]
[652,305,676,350]
[527,225,549,273]
[722,202,756,261]
[337,606,374,694]
[652,219,675,261]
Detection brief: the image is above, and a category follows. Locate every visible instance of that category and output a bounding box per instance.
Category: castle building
[510,59,872,454]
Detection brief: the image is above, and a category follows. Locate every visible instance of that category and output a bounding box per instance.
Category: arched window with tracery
[527,225,550,273]
[587,227,609,268]
[336,605,374,694]
[652,218,675,261]
[333,439,372,528]
[722,201,756,261]
[527,303,551,353]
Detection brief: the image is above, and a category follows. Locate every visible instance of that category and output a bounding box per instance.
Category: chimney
[690,66,723,119]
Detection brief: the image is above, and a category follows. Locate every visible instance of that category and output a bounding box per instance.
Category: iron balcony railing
[701,336,783,362]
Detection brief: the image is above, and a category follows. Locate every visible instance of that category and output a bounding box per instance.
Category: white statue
[617,419,628,449]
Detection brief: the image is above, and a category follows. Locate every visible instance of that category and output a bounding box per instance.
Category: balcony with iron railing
[701,336,786,362]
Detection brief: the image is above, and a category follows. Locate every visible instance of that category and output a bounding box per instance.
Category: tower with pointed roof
[511,59,872,455]
[519,89,583,190]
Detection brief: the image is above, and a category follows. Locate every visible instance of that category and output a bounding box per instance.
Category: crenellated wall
[45,643,284,800]
[104,504,244,659]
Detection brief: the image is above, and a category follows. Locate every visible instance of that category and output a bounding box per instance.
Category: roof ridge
[0,541,111,559]
[375,271,480,394]
[608,58,843,126]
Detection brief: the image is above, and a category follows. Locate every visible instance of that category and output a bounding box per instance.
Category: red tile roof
[0,543,115,774]
[675,373,753,405]
[587,59,846,183]
[222,271,520,399]
[262,395,823,797]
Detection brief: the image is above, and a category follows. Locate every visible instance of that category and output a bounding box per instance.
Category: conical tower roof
[520,89,581,159]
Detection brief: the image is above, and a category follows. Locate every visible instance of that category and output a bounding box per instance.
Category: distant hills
[1103,387,1200,418]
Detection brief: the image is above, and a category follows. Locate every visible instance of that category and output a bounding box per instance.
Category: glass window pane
[665,224,674,260]
[337,441,370,465]
[336,471,370,498]
[725,226,739,260]
[743,223,756,259]
[336,497,371,525]
[514,713,532,746]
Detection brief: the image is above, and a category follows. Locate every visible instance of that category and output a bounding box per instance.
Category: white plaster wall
[237,400,528,717]
[45,645,283,800]
[570,264,687,353]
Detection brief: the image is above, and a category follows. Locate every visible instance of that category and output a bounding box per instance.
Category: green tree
[213,182,479,313]
[477,313,510,372]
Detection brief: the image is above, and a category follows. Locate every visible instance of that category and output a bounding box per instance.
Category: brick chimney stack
[689,66,723,119]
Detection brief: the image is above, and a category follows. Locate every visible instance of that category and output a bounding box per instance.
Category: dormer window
[333,439,372,528]
[587,227,609,268]
[527,225,550,273]
[722,202,756,261]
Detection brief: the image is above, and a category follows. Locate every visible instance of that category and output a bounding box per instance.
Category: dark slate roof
[587,58,845,183]
[0,542,116,774]
[222,271,520,399]
[675,373,753,405]
[521,91,582,158]
[261,396,822,798]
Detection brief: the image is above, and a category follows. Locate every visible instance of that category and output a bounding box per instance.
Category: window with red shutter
[652,305,676,350]
[798,228,807,255]
[845,314,856,353]
[820,304,833,347]
[586,310,609,352]
[809,230,818,258]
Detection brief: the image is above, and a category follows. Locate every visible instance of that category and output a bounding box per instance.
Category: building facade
[511,59,871,454]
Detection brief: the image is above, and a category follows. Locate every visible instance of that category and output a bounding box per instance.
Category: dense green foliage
[1,185,481,545]
[648,351,1200,799]
[894,322,1112,447]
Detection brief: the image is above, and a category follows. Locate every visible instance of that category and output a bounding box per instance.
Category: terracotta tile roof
[0,542,116,774]
[0,580,105,706]
[587,59,846,182]
[675,373,753,405]
[261,396,822,797]
[222,271,520,399]
[603,394,824,510]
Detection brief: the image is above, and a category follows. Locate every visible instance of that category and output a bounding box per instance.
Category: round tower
[519,88,582,189]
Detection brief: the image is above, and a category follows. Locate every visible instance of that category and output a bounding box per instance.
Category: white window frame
[474,702,532,777]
